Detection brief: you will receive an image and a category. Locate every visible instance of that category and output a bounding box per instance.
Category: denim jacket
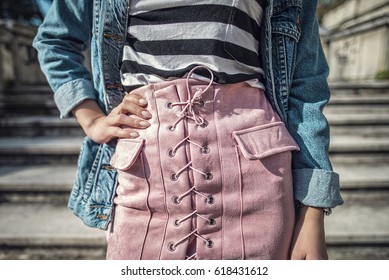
[33,0,343,230]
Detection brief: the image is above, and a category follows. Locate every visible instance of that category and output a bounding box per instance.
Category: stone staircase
[0,86,105,260]
[323,82,389,260]
[0,83,388,259]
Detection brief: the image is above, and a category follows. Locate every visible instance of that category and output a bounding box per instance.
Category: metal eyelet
[207,195,215,204]
[197,100,205,107]
[204,172,213,180]
[200,120,209,128]
[174,220,181,227]
[168,125,176,131]
[168,243,177,252]
[170,173,179,181]
[200,146,210,154]
[168,149,176,157]
[172,196,181,205]
[205,240,214,248]
[208,218,216,226]
[166,102,173,109]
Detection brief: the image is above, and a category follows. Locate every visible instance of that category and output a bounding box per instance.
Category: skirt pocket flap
[110,139,145,170]
[232,122,300,160]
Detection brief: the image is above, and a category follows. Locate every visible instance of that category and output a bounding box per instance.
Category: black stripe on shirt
[255,0,266,8]
[129,5,260,41]
[126,38,260,68]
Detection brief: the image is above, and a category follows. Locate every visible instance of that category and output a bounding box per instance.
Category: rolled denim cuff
[293,168,344,209]
[54,78,98,118]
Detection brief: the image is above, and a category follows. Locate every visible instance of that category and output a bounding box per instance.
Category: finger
[107,126,140,139]
[108,114,151,129]
[123,94,152,118]
[119,97,152,119]
[125,93,148,107]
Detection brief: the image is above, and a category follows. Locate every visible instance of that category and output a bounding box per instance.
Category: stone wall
[1,2,388,86]
[0,21,91,90]
[0,21,47,89]
[321,0,389,82]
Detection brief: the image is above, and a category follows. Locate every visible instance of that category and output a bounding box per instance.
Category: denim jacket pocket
[271,0,302,42]
[270,1,302,114]
[232,121,300,160]
[68,136,117,230]
[110,138,145,170]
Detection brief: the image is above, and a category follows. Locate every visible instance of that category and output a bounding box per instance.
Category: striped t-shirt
[121,0,265,92]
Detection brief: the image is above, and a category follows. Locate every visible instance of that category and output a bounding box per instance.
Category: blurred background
[0,0,388,260]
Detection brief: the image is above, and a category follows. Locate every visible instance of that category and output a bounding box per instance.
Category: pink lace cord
[167,66,215,259]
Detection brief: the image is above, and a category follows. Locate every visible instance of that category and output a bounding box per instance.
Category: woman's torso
[121,0,266,92]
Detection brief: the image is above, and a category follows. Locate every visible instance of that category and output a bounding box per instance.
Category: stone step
[2,98,388,117]
[328,95,389,105]
[0,116,83,137]
[1,120,388,141]
[328,114,389,125]
[2,85,53,96]
[0,86,55,116]
[330,134,389,153]
[0,132,387,165]
[0,86,51,117]
[0,165,75,204]
[0,137,83,165]
[0,91,59,116]
[0,161,388,204]
[0,237,106,260]
[330,125,389,137]
[329,81,389,95]
[325,105,389,125]
[1,82,388,116]
[333,163,389,190]
[325,104,389,115]
[325,190,389,260]
[0,203,106,260]
[1,113,387,138]
[330,154,389,165]
[2,119,388,139]
[0,137,83,154]
[0,191,388,259]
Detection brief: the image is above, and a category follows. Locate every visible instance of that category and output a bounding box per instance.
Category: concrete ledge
[329,81,389,90]
[0,137,83,154]
[0,165,76,191]
[330,134,389,152]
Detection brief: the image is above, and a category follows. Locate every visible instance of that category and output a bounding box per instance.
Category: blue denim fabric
[33,0,343,230]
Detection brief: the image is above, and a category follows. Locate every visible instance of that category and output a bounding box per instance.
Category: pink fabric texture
[106,76,300,260]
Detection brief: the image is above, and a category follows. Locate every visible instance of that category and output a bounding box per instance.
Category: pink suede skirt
[106,74,299,260]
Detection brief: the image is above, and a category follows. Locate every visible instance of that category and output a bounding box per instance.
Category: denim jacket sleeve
[33,0,97,118]
[286,1,343,208]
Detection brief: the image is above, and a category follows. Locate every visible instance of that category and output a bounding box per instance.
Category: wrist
[296,204,325,223]
[72,99,106,133]
[296,201,332,216]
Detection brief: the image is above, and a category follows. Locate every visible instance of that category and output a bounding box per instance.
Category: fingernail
[141,110,152,119]
[139,98,147,105]
[140,121,150,127]
[130,132,139,138]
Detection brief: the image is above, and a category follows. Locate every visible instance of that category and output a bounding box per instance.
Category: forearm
[298,205,325,222]
[290,205,328,260]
